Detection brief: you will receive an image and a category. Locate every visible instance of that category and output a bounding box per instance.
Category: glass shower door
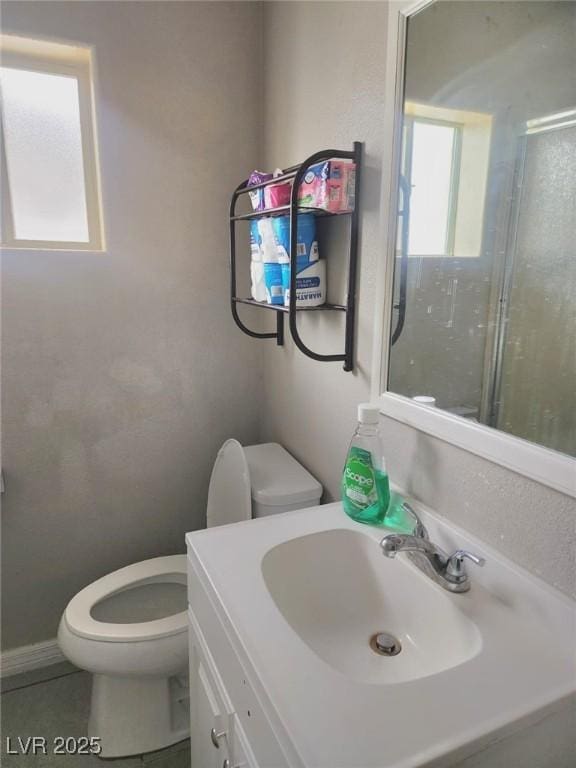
[494,121,576,455]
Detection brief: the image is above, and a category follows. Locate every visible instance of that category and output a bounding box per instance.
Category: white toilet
[58,441,322,758]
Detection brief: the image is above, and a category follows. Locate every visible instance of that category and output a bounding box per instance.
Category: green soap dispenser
[341,403,390,525]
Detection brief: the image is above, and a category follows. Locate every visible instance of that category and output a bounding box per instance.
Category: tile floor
[1,664,190,767]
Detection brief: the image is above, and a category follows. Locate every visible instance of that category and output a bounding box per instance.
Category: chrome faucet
[380,503,485,593]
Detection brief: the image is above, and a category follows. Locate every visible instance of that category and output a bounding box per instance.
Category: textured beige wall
[1,1,263,649]
[261,1,576,599]
[261,0,389,541]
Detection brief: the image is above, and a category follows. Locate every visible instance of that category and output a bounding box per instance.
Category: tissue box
[264,181,291,209]
[248,170,292,211]
[297,160,356,213]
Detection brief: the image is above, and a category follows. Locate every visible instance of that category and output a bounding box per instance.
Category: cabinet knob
[210,728,226,749]
[223,760,242,768]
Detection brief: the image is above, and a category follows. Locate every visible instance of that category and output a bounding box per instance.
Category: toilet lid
[206,439,251,528]
[63,555,188,642]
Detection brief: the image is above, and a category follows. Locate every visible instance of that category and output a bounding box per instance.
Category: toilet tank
[244,443,322,517]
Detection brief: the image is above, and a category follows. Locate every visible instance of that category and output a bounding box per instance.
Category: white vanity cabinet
[188,623,232,768]
[187,548,294,768]
[188,610,258,768]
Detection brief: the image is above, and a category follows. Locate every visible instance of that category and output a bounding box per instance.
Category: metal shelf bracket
[229,142,362,370]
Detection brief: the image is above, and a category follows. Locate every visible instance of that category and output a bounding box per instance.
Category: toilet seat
[64,555,187,643]
[206,438,251,528]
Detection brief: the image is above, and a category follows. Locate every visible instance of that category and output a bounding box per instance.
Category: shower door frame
[480,133,528,429]
[483,112,576,430]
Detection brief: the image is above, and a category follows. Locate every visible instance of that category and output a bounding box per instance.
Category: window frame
[0,38,104,251]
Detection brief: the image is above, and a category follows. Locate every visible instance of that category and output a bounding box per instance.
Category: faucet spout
[380,533,446,560]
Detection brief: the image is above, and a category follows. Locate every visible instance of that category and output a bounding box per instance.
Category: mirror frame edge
[370,0,576,499]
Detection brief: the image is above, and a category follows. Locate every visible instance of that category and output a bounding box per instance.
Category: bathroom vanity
[186,502,575,768]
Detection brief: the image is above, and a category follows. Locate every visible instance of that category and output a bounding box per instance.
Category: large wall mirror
[384,0,575,472]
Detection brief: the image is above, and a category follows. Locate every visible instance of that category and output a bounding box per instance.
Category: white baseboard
[1,639,66,678]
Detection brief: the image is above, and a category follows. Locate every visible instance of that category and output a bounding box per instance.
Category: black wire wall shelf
[229,142,362,372]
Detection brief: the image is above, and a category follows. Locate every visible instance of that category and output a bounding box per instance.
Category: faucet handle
[401,502,428,539]
[445,550,485,583]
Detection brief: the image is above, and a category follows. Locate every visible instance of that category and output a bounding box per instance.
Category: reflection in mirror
[388,0,576,457]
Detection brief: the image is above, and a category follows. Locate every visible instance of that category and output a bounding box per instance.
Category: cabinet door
[189,640,231,768]
[231,717,258,768]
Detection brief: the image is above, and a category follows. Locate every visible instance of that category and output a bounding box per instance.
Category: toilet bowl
[58,555,189,757]
[58,441,322,757]
[58,555,188,676]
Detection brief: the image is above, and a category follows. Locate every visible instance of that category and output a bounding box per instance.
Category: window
[404,118,461,256]
[400,103,492,258]
[1,35,104,250]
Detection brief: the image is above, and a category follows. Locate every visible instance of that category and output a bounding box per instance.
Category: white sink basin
[187,502,576,768]
[262,528,481,683]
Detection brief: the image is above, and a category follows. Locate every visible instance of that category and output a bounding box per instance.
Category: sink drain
[370,632,402,657]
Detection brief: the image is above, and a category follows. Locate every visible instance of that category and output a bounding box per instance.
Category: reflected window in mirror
[387,0,576,458]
